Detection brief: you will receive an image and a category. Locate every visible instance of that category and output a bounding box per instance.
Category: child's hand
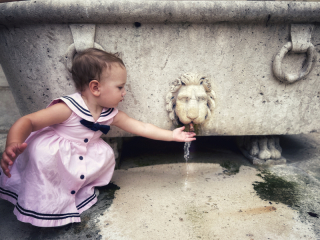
[172,126,196,142]
[0,142,27,178]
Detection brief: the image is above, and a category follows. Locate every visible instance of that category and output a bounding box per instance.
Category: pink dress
[0,92,118,227]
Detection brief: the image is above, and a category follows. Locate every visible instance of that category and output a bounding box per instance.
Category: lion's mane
[166,73,216,125]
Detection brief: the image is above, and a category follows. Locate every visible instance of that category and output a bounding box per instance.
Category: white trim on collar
[48,92,118,122]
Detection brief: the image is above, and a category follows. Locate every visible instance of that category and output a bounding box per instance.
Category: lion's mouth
[189,123,194,132]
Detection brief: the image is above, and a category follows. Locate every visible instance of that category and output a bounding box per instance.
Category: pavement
[0,133,320,240]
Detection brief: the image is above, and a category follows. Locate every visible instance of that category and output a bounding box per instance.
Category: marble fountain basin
[0,0,319,138]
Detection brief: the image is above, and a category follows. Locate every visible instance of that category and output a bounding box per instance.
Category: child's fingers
[18,143,28,153]
[6,143,27,158]
[185,135,196,141]
[186,132,196,137]
[6,147,16,159]
[179,126,185,131]
[184,132,196,141]
[3,168,11,178]
[0,158,11,178]
[2,152,14,166]
[3,167,11,178]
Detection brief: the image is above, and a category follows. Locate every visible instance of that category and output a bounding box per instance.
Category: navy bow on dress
[80,119,110,134]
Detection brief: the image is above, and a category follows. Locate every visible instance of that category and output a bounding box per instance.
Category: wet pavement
[0,133,320,239]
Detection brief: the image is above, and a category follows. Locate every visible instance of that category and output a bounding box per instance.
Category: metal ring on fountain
[273,41,316,83]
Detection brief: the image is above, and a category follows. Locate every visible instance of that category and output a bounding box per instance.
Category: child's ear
[89,80,101,96]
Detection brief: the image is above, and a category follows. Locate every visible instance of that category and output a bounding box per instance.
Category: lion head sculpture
[166,73,216,126]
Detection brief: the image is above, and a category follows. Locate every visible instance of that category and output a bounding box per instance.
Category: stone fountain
[0,0,319,165]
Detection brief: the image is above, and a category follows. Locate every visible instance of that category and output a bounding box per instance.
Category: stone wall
[0,65,21,151]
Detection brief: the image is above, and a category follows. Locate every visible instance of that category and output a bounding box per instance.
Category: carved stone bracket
[64,24,105,72]
[273,24,317,83]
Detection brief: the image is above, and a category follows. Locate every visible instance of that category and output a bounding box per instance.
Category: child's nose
[122,89,126,96]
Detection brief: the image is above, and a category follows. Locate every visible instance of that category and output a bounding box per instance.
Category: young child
[0,48,196,227]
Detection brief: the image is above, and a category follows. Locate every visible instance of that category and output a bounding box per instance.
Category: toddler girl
[0,48,196,227]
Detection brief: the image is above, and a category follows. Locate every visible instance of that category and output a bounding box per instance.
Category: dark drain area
[117,136,248,169]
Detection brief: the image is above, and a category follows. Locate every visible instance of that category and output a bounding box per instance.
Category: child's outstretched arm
[111,111,196,142]
[1,103,72,178]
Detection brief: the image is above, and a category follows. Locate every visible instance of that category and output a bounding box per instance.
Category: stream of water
[184,141,191,188]
[183,123,194,189]
[184,141,191,162]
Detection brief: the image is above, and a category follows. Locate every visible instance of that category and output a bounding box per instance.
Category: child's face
[99,63,127,108]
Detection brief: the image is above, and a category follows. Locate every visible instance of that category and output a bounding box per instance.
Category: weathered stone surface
[0,1,319,137]
[0,65,8,87]
[0,65,21,134]
[1,1,320,25]
[0,88,21,132]
[99,163,316,239]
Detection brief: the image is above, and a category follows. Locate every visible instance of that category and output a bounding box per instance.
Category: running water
[184,141,191,188]
[184,141,191,162]
[184,123,194,162]
[184,123,194,187]
[184,123,194,163]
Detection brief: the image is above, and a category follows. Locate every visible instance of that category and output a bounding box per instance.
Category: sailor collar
[51,92,118,123]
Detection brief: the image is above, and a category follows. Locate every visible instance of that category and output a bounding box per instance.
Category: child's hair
[71,48,125,92]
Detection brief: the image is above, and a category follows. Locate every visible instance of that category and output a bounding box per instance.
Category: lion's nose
[187,90,199,120]
[187,102,199,120]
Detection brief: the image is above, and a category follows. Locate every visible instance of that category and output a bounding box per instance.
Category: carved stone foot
[237,136,286,165]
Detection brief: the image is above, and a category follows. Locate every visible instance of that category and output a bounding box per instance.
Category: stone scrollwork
[166,73,216,126]
[273,24,317,83]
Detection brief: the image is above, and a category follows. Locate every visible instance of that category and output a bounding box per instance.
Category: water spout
[189,123,194,132]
